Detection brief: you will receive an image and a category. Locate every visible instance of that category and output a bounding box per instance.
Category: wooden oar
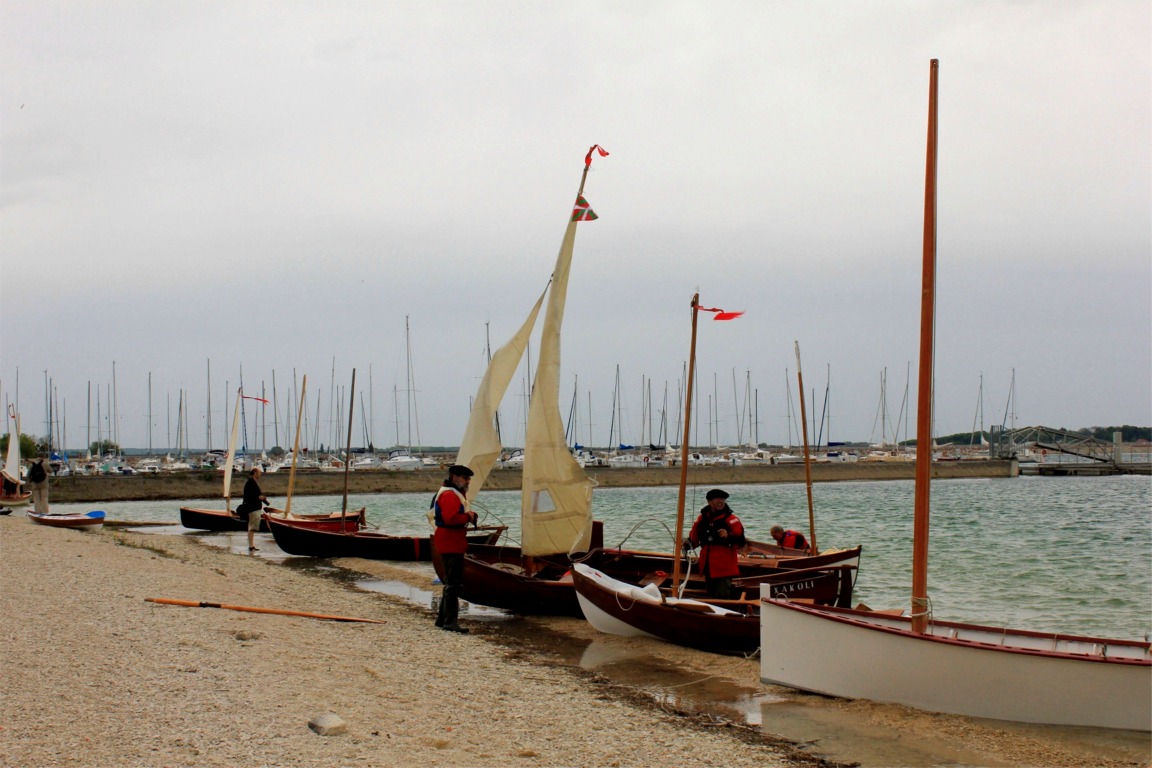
[145,597,386,624]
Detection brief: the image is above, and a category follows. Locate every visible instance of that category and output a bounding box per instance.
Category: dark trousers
[436,553,465,627]
[704,575,733,599]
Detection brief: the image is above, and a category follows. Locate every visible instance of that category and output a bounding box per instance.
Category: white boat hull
[759,591,1152,732]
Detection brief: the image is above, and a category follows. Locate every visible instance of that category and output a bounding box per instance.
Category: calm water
[52,474,1151,640]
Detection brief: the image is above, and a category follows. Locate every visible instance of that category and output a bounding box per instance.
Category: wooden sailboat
[434,146,610,612]
[1,406,32,510]
[263,374,364,535]
[571,295,858,651]
[179,388,256,530]
[758,60,1151,732]
[264,374,479,560]
[180,387,362,533]
[443,149,856,618]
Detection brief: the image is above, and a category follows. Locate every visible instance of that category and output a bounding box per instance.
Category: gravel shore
[0,517,818,768]
[2,515,1147,768]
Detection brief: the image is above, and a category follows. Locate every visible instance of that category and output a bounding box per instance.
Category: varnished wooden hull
[267,514,504,561]
[573,562,856,655]
[27,510,105,531]
[443,536,859,618]
[179,506,364,533]
[0,492,32,509]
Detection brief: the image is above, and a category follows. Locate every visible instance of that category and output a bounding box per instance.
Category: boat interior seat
[639,572,669,588]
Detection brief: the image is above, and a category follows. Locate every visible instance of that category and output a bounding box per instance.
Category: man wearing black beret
[686,488,746,598]
[431,464,478,633]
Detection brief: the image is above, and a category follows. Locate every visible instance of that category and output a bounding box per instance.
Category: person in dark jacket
[686,488,746,598]
[431,464,478,633]
[238,466,268,552]
[770,524,810,553]
[27,456,51,514]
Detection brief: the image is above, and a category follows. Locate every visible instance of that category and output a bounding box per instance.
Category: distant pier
[1017,461,1152,477]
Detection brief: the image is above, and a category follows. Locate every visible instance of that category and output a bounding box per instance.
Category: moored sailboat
[757,60,1151,731]
[1,406,32,510]
[445,149,857,618]
[180,387,361,533]
[436,145,610,612]
[263,374,364,534]
[572,294,859,651]
[264,373,474,559]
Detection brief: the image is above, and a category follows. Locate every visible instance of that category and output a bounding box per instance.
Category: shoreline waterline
[44,459,1017,503]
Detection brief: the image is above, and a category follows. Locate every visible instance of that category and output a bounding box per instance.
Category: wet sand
[3,515,1147,767]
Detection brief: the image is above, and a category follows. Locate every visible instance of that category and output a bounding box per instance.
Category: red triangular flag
[584,144,610,166]
[241,395,270,404]
[699,306,744,321]
[571,195,598,222]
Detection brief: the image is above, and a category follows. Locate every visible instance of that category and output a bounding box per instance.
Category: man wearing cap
[686,488,746,599]
[431,464,478,633]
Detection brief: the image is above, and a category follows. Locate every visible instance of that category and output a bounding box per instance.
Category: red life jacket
[688,508,745,579]
[431,485,473,554]
[782,530,809,551]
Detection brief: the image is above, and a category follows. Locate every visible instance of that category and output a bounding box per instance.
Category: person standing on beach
[238,466,268,552]
[431,464,477,633]
[27,455,50,514]
[769,524,810,553]
[686,488,746,599]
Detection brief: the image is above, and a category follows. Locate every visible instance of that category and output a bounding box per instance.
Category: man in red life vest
[770,524,810,553]
[686,488,746,599]
[432,464,478,633]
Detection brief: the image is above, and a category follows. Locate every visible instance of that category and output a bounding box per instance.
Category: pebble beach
[2,510,1148,767]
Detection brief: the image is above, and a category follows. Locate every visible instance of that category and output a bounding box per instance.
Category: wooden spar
[145,597,386,624]
[912,59,940,634]
[341,369,356,520]
[794,342,817,555]
[285,375,307,517]
[671,293,701,590]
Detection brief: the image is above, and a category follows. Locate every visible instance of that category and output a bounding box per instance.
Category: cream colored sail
[456,285,549,500]
[521,202,596,556]
[2,409,22,484]
[222,389,242,511]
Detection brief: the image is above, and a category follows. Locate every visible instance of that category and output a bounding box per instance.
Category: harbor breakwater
[46,459,1017,504]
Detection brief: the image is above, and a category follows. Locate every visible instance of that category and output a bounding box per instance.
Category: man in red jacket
[432,464,478,633]
[770,524,810,553]
[686,488,746,599]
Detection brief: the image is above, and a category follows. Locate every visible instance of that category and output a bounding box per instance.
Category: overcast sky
[2,1,1149,455]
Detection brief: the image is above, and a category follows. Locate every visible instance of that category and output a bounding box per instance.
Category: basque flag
[571,195,598,222]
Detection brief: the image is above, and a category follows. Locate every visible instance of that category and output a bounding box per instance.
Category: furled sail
[222,389,242,510]
[456,284,549,500]
[521,180,599,556]
[2,409,22,484]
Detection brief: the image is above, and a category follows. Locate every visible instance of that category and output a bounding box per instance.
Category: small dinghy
[27,510,106,531]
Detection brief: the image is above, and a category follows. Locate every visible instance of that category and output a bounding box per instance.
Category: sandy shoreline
[4,515,1148,767]
[45,460,1017,504]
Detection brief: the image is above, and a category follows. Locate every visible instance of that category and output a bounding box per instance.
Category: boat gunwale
[760,597,1152,664]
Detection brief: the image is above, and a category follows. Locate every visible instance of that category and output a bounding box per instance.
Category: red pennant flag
[241,394,270,404]
[584,144,610,166]
[571,195,599,222]
[699,306,744,321]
